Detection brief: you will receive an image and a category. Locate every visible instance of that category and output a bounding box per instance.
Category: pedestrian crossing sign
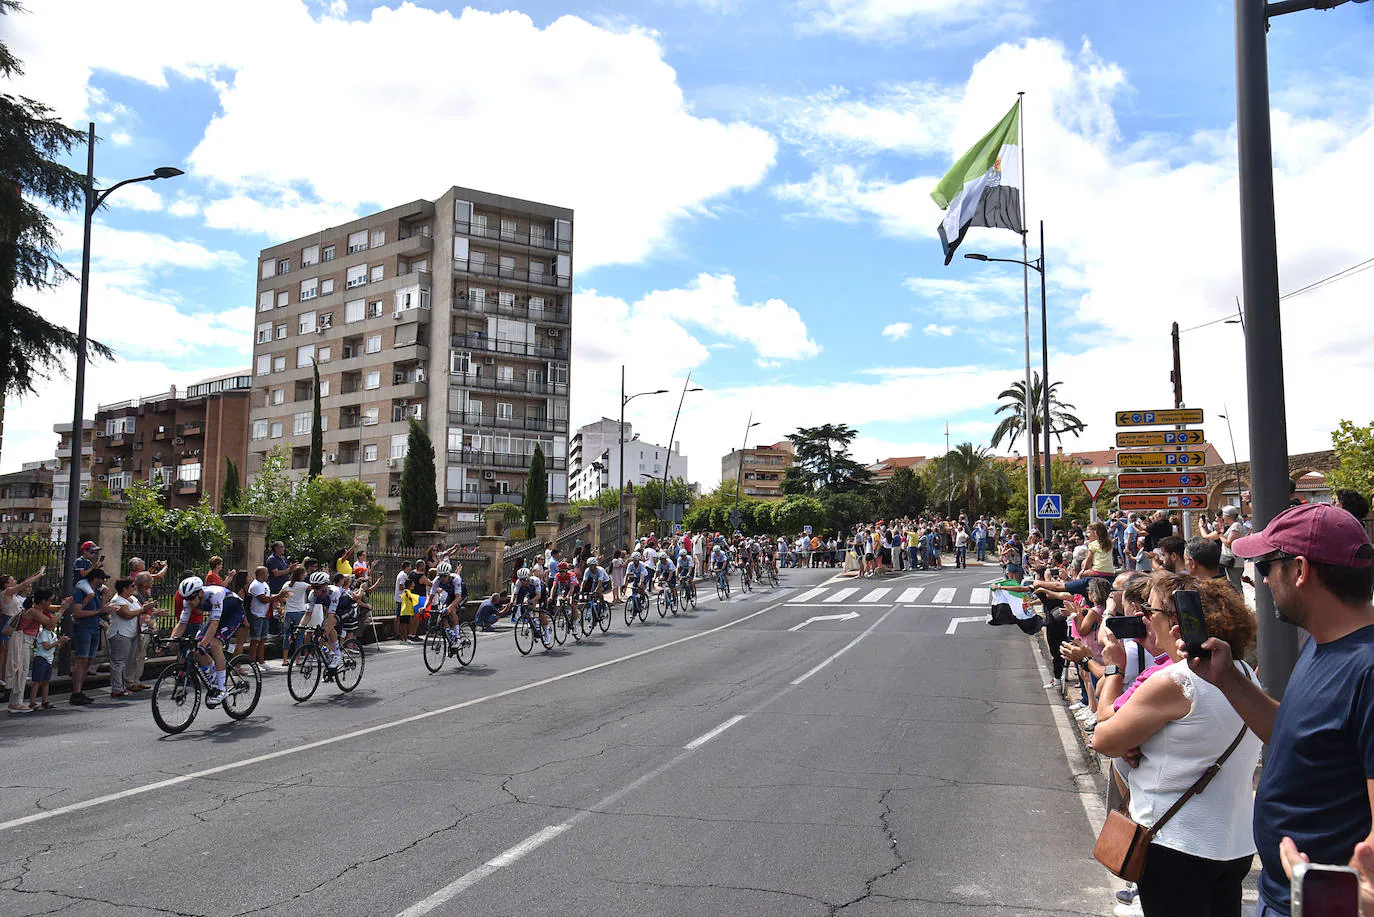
[1035,494,1063,519]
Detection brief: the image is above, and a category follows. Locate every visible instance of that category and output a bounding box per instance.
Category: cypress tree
[525,445,547,539]
[399,418,437,547]
[307,360,323,479]
[221,456,241,512]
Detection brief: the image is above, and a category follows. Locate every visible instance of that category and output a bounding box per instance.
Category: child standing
[29,623,67,710]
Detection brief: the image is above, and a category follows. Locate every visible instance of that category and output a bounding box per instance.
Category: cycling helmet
[558,561,571,572]
[517,567,532,580]
[436,560,453,575]
[587,556,599,567]
[177,576,204,599]
[631,551,642,562]
[308,571,331,586]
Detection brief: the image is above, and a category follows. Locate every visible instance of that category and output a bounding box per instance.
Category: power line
[1181,254,1374,333]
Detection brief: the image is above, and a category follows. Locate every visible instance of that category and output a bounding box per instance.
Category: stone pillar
[485,508,506,538]
[478,534,507,596]
[625,491,639,545]
[349,523,374,553]
[79,499,130,576]
[533,521,559,547]
[582,507,605,554]
[412,531,445,562]
[222,513,270,573]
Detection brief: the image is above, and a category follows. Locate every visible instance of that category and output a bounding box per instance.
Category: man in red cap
[1184,502,1374,917]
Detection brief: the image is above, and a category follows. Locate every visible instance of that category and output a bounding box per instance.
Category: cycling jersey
[312,585,358,625]
[514,579,544,608]
[626,561,651,586]
[580,567,610,595]
[677,554,695,575]
[215,594,246,643]
[710,549,728,569]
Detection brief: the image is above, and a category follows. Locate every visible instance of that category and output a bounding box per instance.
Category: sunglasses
[1255,553,1296,579]
[1139,604,1174,619]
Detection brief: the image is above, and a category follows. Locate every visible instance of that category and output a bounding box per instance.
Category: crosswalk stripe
[793,587,826,603]
[933,587,956,604]
[897,587,923,603]
[859,588,890,603]
[970,588,991,605]
[824,588,859,603]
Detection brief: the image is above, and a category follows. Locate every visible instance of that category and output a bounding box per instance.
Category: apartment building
[51,419,94,539]
[721,440,794,500]
[0,460,56,537]
[248,187,573,522]
[92,372,252,510]
[567,418,689,502]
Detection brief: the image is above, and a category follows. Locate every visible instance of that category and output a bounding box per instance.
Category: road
[0,564,1116,916]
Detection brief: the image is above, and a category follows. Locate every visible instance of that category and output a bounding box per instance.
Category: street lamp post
[660,373,703,536]
[1233,0,1366,697]
[616,364,668,552]
[1218,409,1245,511]
[732,416,761,531]
[65,122,183,590]
[966,222,1052,536]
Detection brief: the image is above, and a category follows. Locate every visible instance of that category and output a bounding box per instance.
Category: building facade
[248,188,572,522]
[51,420,94,540]
[567,418,688,502]
[92,372,252,511]
[721,440,794,500]
[0,461,56,537]
[865,455,930,483]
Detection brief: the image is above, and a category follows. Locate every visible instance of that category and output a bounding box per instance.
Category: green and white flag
[930,100,1023,265]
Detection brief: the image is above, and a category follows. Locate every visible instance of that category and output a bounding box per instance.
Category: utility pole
[1170,322,1192,537]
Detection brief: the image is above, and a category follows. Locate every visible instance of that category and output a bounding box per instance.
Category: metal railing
[452,258,570,289]
[450,332,569,361]
[451,295,570,325]
[446,412,568,435]
[447,450,567,471]
[445,490,525,507]
[455,220,571,253]
[449,373,569,398]
[554,522,589,556]
[502,536,545,581]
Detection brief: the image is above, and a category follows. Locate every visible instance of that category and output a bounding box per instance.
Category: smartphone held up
[1172,589,1211,659]
[1292,862,1359,917]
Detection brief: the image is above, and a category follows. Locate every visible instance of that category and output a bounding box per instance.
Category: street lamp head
[152,167,185,179]
[688,387,704,393]
[652,389,669,395]
[964,253,989,261]
[749,421,760,428]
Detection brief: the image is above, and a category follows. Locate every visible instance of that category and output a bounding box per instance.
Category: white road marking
[791,605,899,686]
[859,588,890,603]
[970,588,991,605]
[792,587,827,603]
[0,593,799,834]
[944,616,985,634]
[788,612,859,632]
[396,825,569,917]
[933,587,957,604]
[907,604,985,610]
[684,714,748,750]
[824,588,859,603]
[897,587,923,603]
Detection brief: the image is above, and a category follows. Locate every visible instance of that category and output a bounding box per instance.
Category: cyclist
[306,570,358,669]
[579,557,611,623]
[654,552,678,612]
[676,547,696,598]
[549,560,581,635]
[511,567,548,640]
[710,541,730,591]
[625,551,652,612]
[169,576,245,707]
[432,561,469,646]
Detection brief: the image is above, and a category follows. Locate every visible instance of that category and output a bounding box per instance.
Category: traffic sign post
[1082,479,1107,523]
[1116,472,1208,491]
[1115,409,1205,426]
[1117,493,1208,511]
[1116,451,1208,468]
[1116,430,1205,447]
[1035,494,1062,520]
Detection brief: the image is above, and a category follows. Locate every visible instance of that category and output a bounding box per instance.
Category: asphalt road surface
[0,564,1116,916]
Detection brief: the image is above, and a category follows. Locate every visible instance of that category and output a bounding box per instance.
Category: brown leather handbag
[1092,725,1248,882]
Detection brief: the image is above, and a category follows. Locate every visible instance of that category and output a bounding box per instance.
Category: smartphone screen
[1172,589,1211,658]
[1294,863,1360,916]
[1106,615,1148,640]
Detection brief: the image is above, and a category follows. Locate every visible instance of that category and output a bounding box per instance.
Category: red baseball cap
[1232,503,1373,568]
[80,541,99,552]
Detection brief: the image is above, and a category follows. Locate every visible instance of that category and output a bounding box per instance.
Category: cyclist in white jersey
[169,577,243,705]
[306,572,355,666]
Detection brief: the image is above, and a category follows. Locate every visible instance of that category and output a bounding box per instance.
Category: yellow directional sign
[1116,430,1206,447]
[1115,409,1205,426]
[1117,451,1208,468]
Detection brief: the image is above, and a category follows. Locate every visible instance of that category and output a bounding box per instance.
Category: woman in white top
[106,577,143,697]
[1091,571,1261,917]
[280,565,311,666]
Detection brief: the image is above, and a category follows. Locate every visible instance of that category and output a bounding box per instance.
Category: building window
[394,323,418,347]
[500,255,515,276]
[529,259,544,278]
[365,334,382,354]
[318,347,331,363]
[320,278,334,296]
[302,245,319,267]
[261,259,275,281]
[368,300,384,318]
[275,323,287,340]
[293,412,310,435]
[496,366,513,383]
[370,229,385,248]
[256,322,272,344]
[499,291,515,309]
[319,379,330,396]
[296,344,315,367]
[299,278,317,300]
[363,444,377,462]
[322,244,335,262]
[259,291,273,312]
[298,312,317,335]
[362,407,379,426]
[256,355,270,376]
[273,356,286,373]
[318,311,332,330]
[370,264,383,283]
[364,371,380,390]
[501,218,516,240]
[390,434,408,459]
[346,264,367,288]
[345,299,365,323]
[551,362,568,385]
[271,389,285,405]
[497,402,513,419]
[178,462,202,483]
[347,230,368,253]
[276,259,290,275]
[277,291,289,308]
[270,422,283,438]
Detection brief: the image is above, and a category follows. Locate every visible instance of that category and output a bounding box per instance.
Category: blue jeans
[71,626,101,659]
[975,540,987,561]
[907,547,919,569]
[955,546,967,567]
[283,611,304,656]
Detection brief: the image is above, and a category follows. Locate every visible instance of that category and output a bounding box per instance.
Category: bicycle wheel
[551,607,569,645]
[423,628,447,673]
[769,568,779,587]
[455,622,477,667]
[597,599,612,634]
[716,576,727,601]
[637,597,650,623]
[669,586,679,616]
[151,663,200,735]
[222,655,261,721]
[578,602,594,637]
[624,597,637,627]
[655,590,666,618]
[514,615,534,655]
[287,646,322,702]
[538,616,553,649]
[336,638,365,692]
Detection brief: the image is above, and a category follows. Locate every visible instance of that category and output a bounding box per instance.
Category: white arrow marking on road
[970,588,991,605]
[824,587,859,603]
[933,587,957,604]
[897,587,924,603]
[789,611,860,632]
[859,588,890,603]
[945,616,985,634]
[793,587,827,603]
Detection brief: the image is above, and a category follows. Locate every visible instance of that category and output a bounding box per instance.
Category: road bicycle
[423,616,477,672]
[655,580,678,617]
[512,601,553,655]
[150,635,261,735]
[581,590,612,636]
[624,584,651,626]
[766,561,780,588]
[681,576,697,610]
[287,624,365,701]
[739,560,753,593]
[551,595,577,645]
[714,567,730,601]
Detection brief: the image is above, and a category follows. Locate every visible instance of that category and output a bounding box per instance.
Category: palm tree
[990,372,1087,454]
[930,443,1010,517]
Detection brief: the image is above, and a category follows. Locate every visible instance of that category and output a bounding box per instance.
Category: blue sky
[4,0,1373,485]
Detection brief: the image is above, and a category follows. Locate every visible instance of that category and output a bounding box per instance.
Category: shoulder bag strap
[1144,722,1248,841]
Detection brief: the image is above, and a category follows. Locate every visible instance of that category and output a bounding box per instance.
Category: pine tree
[399,419,437,547]
[221,456,241,512]
[308,360,323,479]
[525,445,547,539]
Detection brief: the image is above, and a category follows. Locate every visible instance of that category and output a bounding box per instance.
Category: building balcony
[447,450,567,472]
[395,229,434,259]
[449,373,568,399]
[177,423,203,438]
[452,294,570,326]
[389,380,428,401]
[449,332,569,362]
[446,411,568,435]
[452,258,570,290]
[445,489,525,507]
[56,445,93,458]
[455,220,571,254]
[175,479,201,496]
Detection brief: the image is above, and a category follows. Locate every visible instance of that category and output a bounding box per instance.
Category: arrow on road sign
[1082,478,1107,500]
[1116,451,1208,468]
[1116,430,1206,447]
[1116,408,1205,426]
[789,612,860,632]
[1116,472,1209,491]
[1117,493,1208,511]
[945,616,986,635]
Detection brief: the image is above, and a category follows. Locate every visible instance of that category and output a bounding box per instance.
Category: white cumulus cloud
[881,322,912,340]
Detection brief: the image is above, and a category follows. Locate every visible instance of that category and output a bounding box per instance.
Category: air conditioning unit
[385,458,396,468]
[547,329,559,338]
[97,474,107,482]
[95,431,107,438]
[327,453,338,463]
[173,437,185,444]
[483,471,496,480]
[393,310,404,320]
[92,456,104,464]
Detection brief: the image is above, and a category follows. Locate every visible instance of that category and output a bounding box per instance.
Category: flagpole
[1018,91,1035,536]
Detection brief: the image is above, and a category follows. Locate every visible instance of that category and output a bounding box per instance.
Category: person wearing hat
[69,566,110,705]
[1182,503,1374,917]
[1216,505,1246,592]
